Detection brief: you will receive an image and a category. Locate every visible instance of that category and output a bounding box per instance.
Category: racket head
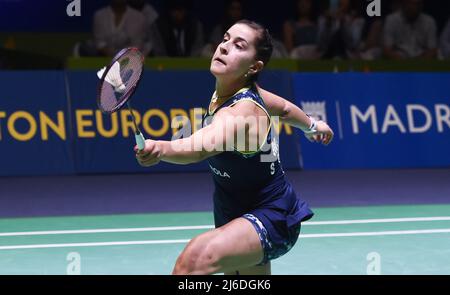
[96,47,144,114]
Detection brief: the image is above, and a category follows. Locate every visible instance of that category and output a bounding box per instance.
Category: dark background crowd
[72,0,450,60]
[0,0,449,62]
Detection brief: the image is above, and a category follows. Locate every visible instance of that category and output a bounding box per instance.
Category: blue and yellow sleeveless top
[202,85,288,214]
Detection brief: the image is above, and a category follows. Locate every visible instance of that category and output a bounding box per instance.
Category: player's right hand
[135,139,161,167]
[305,120,334,146]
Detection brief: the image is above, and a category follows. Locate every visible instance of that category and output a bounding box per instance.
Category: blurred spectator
[283,0,321,59]
[202,0,287,59]
[353,18,383,60]
[350,0,404,60]
[202,0,244,58]
[92,0,146,57]
[150,0,204,57]
[271,39,289,58]
[128,0,158,25]
[211,0,244,49]
[317,0,366,59]
[383,0,438,59]
[389,0,403,13]
[440,19,450,59]
[127,0,159,56]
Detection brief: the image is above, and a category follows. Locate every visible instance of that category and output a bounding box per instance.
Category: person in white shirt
[128,0,158,26]
[128,0,159,55]
[383,0,437,59]
[93,0,146,56]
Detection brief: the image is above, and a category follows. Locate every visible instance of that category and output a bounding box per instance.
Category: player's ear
[249,61,264,76]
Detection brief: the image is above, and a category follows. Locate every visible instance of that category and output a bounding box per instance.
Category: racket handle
[135,132,146,151]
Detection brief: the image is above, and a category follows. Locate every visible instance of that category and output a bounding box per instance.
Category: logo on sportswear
[301,101,327,122]
[366,0,381,17]
[209,164,231,178]
[66,0,81,17]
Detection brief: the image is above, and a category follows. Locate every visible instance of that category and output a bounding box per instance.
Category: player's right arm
[152,121,225,165]
[135,102,258,167]
[135,121,224,167]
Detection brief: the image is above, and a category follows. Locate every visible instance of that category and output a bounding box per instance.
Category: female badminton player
[135,19,334,275]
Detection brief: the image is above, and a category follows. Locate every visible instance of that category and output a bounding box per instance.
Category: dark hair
[235,19,273,83]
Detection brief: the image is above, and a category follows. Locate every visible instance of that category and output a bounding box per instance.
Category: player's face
[210,23,259,81]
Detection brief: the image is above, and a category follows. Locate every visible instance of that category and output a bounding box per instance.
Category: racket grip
[135,132,146,151]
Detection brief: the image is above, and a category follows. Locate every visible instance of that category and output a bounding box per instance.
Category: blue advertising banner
[0,70,299,176]
[293,73,450,169]
[3,71,449,175]
[67,70,301,174]
[0,71,74,176]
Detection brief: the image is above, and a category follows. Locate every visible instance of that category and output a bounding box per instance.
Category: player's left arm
[256,85,334,145]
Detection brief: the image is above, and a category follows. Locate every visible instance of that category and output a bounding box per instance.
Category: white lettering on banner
[351,105,378,134]
[435,104,450,133]
[407,105,432,133]
[382,105,406,133]
[351,104,450,134]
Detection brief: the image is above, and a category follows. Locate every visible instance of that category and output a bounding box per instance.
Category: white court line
[0,225,214,237]
[300,228,450,238]
[1,216,450,237]
[0,228,450,250]
[0,239,190,250]
[305,216,450,225]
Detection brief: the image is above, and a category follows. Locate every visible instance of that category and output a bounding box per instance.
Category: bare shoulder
[256,87,287,116]
[211,100,267,128]
[228,99,266,117]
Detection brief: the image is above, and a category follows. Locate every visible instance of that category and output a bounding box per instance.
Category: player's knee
[173,245,199,274]
[196,240,222,272]
[172,237,206,274]
[172,237,223,275]
[172,252,191,275]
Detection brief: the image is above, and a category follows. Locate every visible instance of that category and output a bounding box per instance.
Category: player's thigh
[213,217,264,268]
[179,217,264,271]
[224,262,271,275]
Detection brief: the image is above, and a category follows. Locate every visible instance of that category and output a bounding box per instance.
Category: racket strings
[99,50,144,113]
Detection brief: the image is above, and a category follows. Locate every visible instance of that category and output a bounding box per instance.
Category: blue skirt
[213,178,314,264]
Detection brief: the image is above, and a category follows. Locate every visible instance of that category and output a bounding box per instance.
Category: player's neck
[215,79,246,100]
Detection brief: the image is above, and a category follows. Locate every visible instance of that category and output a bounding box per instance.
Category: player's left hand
[305,120,334,146]
[135,139,161,167]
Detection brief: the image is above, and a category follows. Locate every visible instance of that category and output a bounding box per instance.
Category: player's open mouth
[214,57,226,65]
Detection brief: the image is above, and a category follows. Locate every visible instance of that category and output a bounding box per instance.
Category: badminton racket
[96,47,146,150]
